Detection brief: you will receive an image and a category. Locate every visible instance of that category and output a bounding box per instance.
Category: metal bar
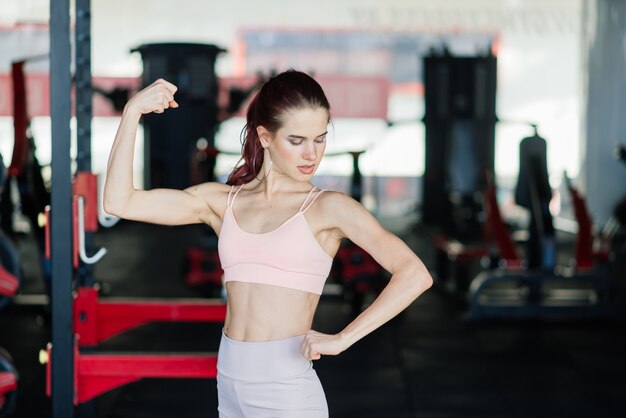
[79,354,218,377]
[50,0,75,417]
[73,287,226,346]
[469,270,609,319]
[76,353,218,404]
[75,0,96,294]
[76,197,107,264]
[75,0,92,173]
[350,151,363,202]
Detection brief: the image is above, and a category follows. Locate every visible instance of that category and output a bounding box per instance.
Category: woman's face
[263,107,329,181]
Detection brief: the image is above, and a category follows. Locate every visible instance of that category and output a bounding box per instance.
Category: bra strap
[227,184,245,207]
[300,188,326,213]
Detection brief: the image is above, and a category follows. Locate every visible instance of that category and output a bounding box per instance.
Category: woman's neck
[255,167,309,200]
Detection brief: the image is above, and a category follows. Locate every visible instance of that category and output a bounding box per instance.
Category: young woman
[104,69,432,417]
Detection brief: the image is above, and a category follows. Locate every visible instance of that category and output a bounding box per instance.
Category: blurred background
[0,1,625,417]
[0,0,592,220]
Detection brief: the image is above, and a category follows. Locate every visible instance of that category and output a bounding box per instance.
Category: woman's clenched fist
[125,78,179,117]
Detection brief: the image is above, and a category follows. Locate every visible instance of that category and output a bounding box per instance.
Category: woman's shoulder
[309,189,371,237]
[185,181,233,196]
[184,182,235,212]
[314,188,361,212]
[317,187,354,200]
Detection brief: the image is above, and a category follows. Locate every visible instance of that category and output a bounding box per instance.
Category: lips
[298,164,315,174]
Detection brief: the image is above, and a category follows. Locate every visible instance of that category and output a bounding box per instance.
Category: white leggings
[217,331,329,418]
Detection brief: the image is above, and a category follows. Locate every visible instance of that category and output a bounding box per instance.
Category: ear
[256,126,273,149]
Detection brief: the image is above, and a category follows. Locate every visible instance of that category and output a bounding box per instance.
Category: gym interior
[1,1,626,417]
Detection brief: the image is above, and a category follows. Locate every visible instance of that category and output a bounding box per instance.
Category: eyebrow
[286,131,328,140]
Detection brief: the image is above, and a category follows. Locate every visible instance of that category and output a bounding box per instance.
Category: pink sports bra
[218,185,333,295]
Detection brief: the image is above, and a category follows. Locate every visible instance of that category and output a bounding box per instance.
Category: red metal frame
[72,198,79,269]
[38,161,226,406]
[45,341,217,405]
[42,170,226,406]
[73,172,98,232]
[335,243,385,292]
[432,183,523,272]
[566,182,594,270]
[0,265,19,297]
[185,247,223,287]
[427,165,525,272]
[73,287,226,346]
[44,172,100,267]
[482,184,524,269]
[0,371,18,396]
[9,61,27,176]
[1,73,390,119]
[336,243,382,282]
[45,206,51,259]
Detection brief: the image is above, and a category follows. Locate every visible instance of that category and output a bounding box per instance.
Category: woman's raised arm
[103,79,222,227]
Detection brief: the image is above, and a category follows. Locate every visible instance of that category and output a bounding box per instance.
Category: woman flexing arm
[103,78,226,228]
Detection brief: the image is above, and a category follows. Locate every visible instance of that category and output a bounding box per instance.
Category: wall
[582,0,626,225]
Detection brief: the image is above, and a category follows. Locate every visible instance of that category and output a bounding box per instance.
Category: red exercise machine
[43,171,227,407]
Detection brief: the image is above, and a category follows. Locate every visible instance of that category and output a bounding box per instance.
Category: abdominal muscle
[222,281,320,342]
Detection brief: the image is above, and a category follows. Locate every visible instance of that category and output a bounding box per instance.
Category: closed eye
[287,131,328,146]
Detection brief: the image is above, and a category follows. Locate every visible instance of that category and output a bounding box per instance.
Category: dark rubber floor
[1,220,625,418]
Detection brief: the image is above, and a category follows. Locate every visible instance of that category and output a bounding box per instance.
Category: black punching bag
[132,43,225,189]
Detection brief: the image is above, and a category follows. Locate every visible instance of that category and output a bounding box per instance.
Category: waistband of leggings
[217,330,312,381]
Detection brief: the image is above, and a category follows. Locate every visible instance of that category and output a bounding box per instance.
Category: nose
[302,142,317,161]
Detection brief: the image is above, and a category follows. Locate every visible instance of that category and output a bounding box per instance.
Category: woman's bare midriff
[223,281,321,342]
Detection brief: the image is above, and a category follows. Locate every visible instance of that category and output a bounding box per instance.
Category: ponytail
[226,95,264,185]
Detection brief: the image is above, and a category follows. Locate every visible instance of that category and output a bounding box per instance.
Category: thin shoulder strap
[227,184,245,207]
[298,187,318,212]
[300,188,326,213]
